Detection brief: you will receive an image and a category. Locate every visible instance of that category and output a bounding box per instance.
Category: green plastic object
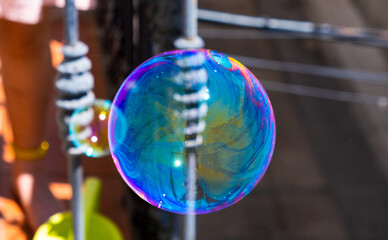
[33,177,123,240]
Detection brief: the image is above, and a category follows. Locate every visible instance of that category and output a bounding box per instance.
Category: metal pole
[181,1,199,239]
[178,54,209,240]
[68,155,84,240]
[65,0,78,46]
[184,151,198,240]
[57,43,92,239]
[57,1,94,240]
[183,0,198,39]
[174,0,203,50]
[173,0,207,239]
[64,1,84,240]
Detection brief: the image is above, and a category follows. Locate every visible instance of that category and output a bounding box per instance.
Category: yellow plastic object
[33,177,123,240]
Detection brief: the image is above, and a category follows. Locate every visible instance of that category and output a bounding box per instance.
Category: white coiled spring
[174,51,209,149]
[174,51,209,208]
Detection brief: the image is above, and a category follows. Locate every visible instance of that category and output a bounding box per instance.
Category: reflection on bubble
[70,99,112,158]
[108,49,276,214]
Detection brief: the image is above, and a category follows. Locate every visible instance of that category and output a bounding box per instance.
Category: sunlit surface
[49,182,72,200]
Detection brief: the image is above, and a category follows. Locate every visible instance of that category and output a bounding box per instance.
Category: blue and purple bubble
[108,49,276,214]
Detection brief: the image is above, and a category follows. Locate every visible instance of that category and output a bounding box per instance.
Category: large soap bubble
[108,49,276,214]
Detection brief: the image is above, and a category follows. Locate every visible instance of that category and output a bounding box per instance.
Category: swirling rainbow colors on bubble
[108,49,275,214]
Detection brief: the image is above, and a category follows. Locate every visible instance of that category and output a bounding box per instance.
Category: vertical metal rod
[184,152,197,240]
[65,0,79,45]
[68,155,84,240]
[184,214,196,240]
[181,0,199,239]
[64,1,83,240]
[183,0,198,38]
[174,0,204,239]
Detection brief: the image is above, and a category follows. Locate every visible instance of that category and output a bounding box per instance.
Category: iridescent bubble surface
[69,99,111,158]
[108,49,276,214]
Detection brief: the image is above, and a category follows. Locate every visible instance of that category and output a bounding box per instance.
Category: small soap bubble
[108,49,276,214]
[70,99,112,158]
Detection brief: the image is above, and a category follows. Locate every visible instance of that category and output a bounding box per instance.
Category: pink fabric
[0,0,96,24]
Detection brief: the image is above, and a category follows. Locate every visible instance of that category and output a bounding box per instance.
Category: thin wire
[199,28,305,39]
[198,9,388,48]
[230,55,388,86]
[261,80,388,107]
